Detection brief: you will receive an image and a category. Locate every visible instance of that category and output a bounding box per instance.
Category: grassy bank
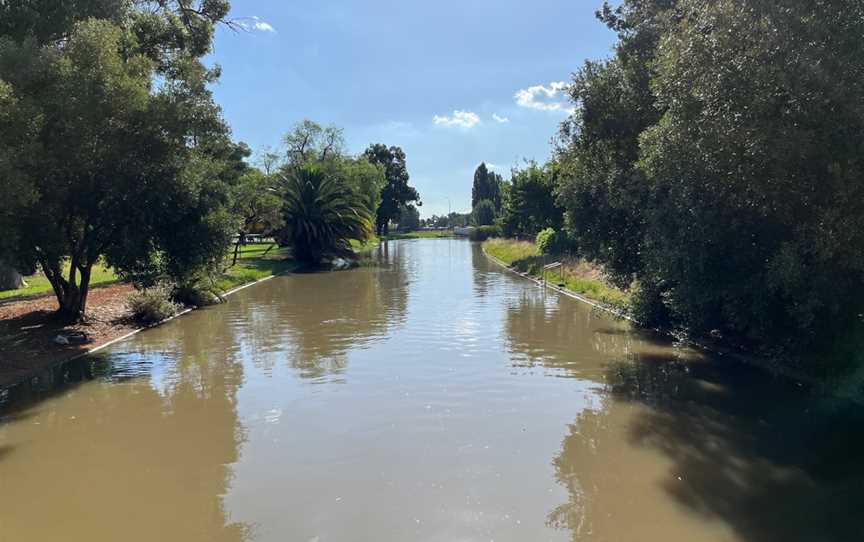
[216,244,301,292]
[382,230,455,240]
[482,238,630,309]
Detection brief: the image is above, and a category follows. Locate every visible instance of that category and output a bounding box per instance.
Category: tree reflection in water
[0,319,252,541]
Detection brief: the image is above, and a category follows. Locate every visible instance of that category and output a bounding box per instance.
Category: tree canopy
[363,143,420,236]
[472,163,503,212]
[555,0,864,360]
[0,1,238,319]
[501,161,563,238]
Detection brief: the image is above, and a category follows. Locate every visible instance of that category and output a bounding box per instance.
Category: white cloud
[433,110,480,129]
[514,81,574,113]
[492,113,510,123]
[238,16,276,33]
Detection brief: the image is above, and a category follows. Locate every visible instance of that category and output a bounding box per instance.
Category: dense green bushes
[553,0,864,363]
[501,162,563,238]
[535,228,569,256]
[468,225,501,242]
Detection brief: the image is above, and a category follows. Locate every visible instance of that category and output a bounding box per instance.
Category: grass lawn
[216,243,299,292]
[482,238,631,310]
[0,262,119,301]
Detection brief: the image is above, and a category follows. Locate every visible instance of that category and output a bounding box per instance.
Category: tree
[472,200,496,226]
[0,2,237,320]
[363,144,420,236]
[501,161,564,237]
[398,205,420,232]
[279,165,373,263]
[230,169,284,265]
[472,163,503,212]
[334,156,385,222]
[556,0,864,361]
[283,120,345,167]
[255,145,283,175]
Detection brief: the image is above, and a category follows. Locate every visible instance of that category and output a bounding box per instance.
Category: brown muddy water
[0,240,861,542]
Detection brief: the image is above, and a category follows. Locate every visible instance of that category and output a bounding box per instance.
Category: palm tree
[279,165,373,264]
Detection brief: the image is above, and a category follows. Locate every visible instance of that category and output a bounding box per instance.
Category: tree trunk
[232,236,242,266]
[0,260,26,291]
[40,259,92,322]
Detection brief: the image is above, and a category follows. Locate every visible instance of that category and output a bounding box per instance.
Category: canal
[0,239,860,541]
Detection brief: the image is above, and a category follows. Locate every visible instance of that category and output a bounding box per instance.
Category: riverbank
[482,238,838,391]
[381,230,455,240]
[0,244,301,389]
[482,238,630,310]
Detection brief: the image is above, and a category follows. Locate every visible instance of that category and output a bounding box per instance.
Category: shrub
[469,225,501,242]
[173,282,220,307]
[127,283,180,324]
[536,228,568,255]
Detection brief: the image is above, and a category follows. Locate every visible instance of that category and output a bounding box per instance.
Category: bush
[127,283,180,324]
[536,228,568,255]
[469,225,501,242]
[173,282,220,307]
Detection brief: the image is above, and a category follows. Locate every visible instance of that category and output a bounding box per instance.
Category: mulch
[0,283,143,388]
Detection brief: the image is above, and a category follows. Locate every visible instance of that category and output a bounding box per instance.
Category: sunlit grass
[218,243,298,292]
[0,262,119,301]
[482,238,630,310]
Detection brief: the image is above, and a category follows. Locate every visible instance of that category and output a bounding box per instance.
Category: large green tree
[363,144,419,236]
[557,0,864,360]
[0,1,238,320]
[472,162,503,212]
[501,161,563,237]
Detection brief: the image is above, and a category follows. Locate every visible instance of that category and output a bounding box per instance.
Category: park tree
[501,161,563,237]
[283,120,345,167]
[472,200,496,226]
[397,205,420,232]
[280,165,373,264]
[471,163,503,212]
[0,1,238,320]
[363,144,420,236]
[230,169,284,265]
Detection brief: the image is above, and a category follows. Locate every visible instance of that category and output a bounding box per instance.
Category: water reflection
[2,239,862,542]
[503,288,640,379]
[257,252,409,379]
[501,274,864,541]
[597,356,864,542]
[0,329,250,541]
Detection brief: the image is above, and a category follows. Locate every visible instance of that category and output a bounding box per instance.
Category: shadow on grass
[600,353,864,541]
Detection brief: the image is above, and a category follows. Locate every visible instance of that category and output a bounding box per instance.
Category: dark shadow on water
[604,354,864,541]
[0,444,13,462]
[0,352,117,418]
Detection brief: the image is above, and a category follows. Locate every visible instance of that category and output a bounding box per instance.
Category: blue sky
[209,1,616,217]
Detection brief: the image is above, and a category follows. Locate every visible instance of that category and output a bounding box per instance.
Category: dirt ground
[0,284,142,388]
